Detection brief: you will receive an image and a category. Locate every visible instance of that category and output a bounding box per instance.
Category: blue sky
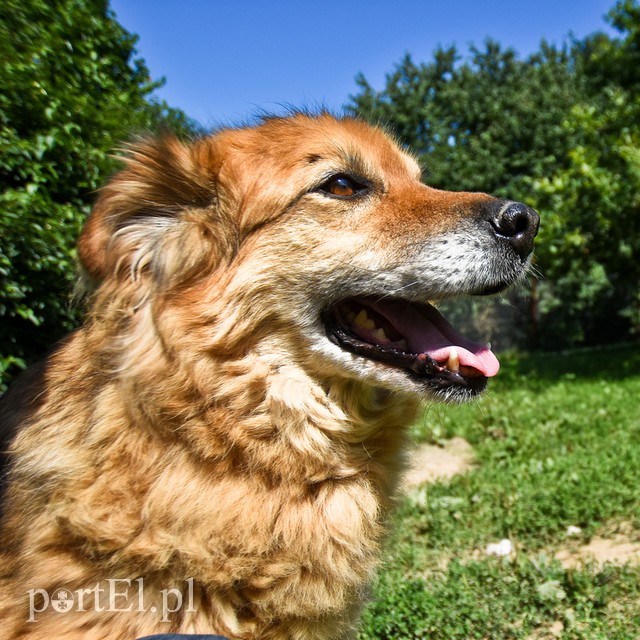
[109,0,618,128]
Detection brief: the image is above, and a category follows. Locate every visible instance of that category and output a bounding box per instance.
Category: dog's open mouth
[322,297,500,397]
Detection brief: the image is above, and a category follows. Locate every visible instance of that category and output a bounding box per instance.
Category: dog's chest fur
[0,328,416,639]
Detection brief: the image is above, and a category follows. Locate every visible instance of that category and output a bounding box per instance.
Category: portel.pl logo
[27,578,196,622]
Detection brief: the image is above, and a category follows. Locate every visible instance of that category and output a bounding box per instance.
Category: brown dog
[0,113,538,639]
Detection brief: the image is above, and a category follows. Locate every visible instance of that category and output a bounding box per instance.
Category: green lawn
[358,345,640,639]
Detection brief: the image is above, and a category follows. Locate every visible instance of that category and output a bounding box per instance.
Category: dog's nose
[487,200,540,260]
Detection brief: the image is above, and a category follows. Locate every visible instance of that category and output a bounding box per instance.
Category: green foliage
[348,0,640,350]
[351,41,580,200]
[0,0,199,391]
[532,6,640,346]
[358,346,640,639]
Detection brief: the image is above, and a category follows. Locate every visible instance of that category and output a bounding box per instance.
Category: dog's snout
[487,200,540,259]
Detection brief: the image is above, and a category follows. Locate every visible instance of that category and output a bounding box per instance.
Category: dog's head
[78,113,538,403]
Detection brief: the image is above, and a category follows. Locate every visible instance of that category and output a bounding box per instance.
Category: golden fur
[0,113,534,639]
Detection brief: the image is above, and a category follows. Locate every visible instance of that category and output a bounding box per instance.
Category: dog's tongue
[371,300,500,377]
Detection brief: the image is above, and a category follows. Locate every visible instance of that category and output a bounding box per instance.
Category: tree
[531,0,640,346]
[347,1,640,349]
[0,0,198,390]
[348,40,582,200]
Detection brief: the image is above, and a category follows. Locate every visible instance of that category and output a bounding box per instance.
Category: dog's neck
[127,340,419,492]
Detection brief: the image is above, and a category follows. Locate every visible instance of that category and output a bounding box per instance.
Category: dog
[0,113,539,639]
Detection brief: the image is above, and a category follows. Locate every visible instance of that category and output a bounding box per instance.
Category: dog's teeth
[446,347,460,373]
[373,328,389,343]
[354,309,376,330]
[354,309,368,327]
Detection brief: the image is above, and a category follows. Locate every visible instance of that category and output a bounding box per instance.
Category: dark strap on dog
[136,636,230,640]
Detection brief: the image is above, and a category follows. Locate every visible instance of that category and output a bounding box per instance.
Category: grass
[357,344,640,639]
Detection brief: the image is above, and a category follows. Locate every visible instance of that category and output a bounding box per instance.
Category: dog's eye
[317,175,368,198]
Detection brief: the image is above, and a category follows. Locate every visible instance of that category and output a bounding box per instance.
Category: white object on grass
[485,538,513,557]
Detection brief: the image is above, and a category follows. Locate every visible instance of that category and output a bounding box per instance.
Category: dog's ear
[78,136,236,287]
